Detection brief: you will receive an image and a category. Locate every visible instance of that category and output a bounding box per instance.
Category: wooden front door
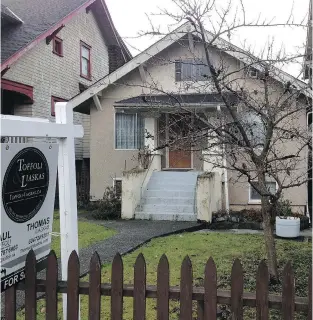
[167,114,192,169]
[169,149,192,168]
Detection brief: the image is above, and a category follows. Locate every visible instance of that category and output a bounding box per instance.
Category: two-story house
[69,22,310,222]
[1,0,131,196]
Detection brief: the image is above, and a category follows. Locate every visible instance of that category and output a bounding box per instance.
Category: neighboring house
[70,22,310,221]
[1,0,131,188]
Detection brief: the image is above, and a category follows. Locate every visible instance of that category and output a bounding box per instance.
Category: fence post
[111,253,124,320]
[89,252,101,320]
[282,262,295,320]
[133,253,146,320]
[67,251,80,320]
[25,250,37,320]
[180,256,193,320]
[204,257,217,320]
[46,251,58,320]
[256,260,269,320]
[231,258,243,320]
[157,254,170,320]
[5,285,16,320]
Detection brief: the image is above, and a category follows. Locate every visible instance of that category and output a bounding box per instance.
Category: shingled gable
[1,0,131,70]
[70,21,309,113]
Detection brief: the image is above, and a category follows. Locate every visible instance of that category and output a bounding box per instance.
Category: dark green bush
[86,187,121,220]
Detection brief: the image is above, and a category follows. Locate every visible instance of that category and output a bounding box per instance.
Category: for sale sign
[1,143,58,291]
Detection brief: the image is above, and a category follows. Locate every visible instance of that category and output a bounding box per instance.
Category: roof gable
[1,0,131,69]
[70,22,309,110]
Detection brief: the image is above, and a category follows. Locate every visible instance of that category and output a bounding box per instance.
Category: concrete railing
[196,172,222,222]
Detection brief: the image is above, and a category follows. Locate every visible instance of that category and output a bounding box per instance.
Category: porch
[115,93,232,222]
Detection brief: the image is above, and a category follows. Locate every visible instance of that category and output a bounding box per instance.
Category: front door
[167,114,192,169]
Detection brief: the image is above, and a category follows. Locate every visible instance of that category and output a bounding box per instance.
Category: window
[249,181,277,202]
[52,37,63,56]
[51,96,67,116]
[113,178,122,198]
[115,113,144,149]
[246,67,258,78]
[175,59,211,81]
[80,41,91,79]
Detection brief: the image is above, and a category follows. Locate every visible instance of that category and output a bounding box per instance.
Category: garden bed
[209,209,310,231]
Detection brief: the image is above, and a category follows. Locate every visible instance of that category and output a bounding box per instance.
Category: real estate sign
[1,143,58,291]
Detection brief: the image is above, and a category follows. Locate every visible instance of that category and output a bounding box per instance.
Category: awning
[1,79,33,103]
[114,93,239,112]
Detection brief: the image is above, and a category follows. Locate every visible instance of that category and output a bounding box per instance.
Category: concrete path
[4,219,202,312]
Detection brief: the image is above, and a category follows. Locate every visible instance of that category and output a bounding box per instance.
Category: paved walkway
[5,219,202,312]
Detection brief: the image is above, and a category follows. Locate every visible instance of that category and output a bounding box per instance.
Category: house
[70,22,311,222]
[1,0,131,187]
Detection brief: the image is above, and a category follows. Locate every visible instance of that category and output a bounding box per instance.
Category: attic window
[52,37,63,57]
[247,67,258,78]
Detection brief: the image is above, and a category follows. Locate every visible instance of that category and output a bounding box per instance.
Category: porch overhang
[114,93,239,114]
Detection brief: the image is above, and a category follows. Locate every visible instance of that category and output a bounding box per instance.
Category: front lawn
[51,211,116,258]
[21,233,312,319]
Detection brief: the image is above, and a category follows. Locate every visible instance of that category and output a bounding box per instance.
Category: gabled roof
[1,0,131,68]
[70,22,309,111]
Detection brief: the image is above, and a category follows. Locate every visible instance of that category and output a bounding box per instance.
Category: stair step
[139,204,194,213]
[145,190,195,198]
[141,197,194,205]
[146,184,196,191]
[135,212,197,221]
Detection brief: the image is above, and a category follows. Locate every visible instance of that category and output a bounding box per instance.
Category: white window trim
[248,181,278,204]
[113,111,143,151]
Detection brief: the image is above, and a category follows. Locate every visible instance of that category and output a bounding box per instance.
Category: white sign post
[1,102,83,319]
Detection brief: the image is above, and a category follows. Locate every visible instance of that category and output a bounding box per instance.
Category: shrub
[275,199,293,217]
[86,187,121,220]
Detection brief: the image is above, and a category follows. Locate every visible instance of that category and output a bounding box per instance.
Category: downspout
[218,105,230,212]
[223,144,230,212]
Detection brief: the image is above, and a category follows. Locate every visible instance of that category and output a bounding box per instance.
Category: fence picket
[157,254,169,320]
[5,285,16,320]
[282,261,295,320]
[133,253,146,320]
[25,250,37,320]
[231,258,243,320]
[111,253,124,320]
[46,250,58,320]
[67,251,80,320]
[308,266,312,320]
[204,257,217,320]
[89,252,101,320]
[256,260,269,320]
[180,256,193,320]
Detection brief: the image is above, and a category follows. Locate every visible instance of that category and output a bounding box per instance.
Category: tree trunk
[261,197,279,281]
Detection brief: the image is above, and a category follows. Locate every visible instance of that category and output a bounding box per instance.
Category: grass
[18,233,311,319]
[51,211,116,258]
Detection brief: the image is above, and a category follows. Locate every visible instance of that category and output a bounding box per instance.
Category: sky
[105,0,310,78]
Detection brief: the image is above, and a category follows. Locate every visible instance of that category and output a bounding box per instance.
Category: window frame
[175,59,211,82]
[51,96,67,116]
[52,36,63,57]
[114,112,145,150]
[248,181,277,203]
[113,178,122,199]
[80,41,92,80]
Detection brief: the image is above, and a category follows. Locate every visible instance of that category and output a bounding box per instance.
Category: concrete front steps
[135,171,199,221]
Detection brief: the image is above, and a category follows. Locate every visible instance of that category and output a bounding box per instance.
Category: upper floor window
[175,59,211,81]
[52,37,63,57]
[80,41,91,80]
[115,113,144,149]
[51,96,67,116]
